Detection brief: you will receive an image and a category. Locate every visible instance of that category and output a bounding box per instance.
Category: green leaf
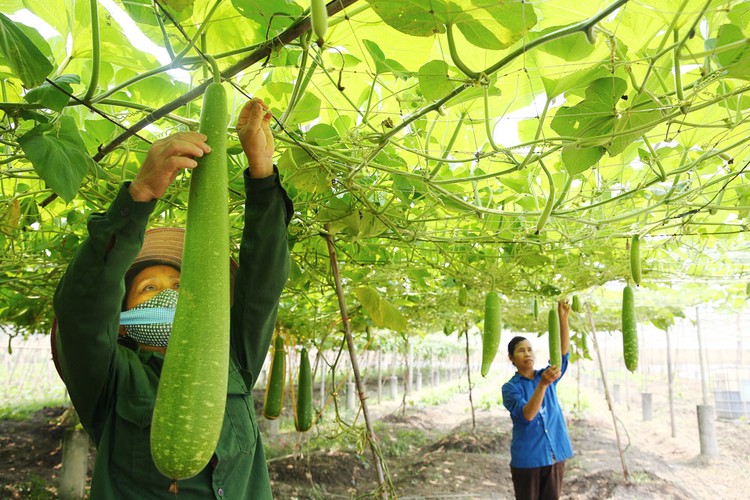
[24,74,80,113]
[728,3,750,36]
[561,147,604,175]
[362,39,411,78]
[231,0,302,36]
[0,12,53,88]
[306,124,339,146]
[119,0,159,25]
[534,26,596,61]
[550,77,628,172]
[607,93,662,156]
[17,116,96,202]
[278,146,330,194]
[286,92,321,126]
[454,0,537,50]
[418,60,457,101]
[541,65,609,99]
[365,0,446,37]
[355,286,407,331]
[714,24,750,80]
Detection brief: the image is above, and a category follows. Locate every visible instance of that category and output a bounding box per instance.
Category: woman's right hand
[129,132,211,202]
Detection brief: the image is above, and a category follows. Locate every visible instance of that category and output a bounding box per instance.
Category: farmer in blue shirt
[502,300,574,500]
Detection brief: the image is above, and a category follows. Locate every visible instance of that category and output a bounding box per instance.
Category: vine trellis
[1,0,750,338]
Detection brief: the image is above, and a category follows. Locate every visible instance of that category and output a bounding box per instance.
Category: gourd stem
[82,0,100,102]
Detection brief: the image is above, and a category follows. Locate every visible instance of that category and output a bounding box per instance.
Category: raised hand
[129,132,210,202]
[236,98,274,179]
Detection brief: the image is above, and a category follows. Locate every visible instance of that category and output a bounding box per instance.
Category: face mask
[120,289,178,347]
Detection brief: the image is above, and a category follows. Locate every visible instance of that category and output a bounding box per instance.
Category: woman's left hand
[558,299,571,322]
[236,98,274,179]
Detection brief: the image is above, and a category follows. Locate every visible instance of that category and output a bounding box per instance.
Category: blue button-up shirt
[502,353,574,468]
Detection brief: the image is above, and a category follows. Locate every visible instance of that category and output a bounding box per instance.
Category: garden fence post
[59,427,89,500]
[696,306,718,457]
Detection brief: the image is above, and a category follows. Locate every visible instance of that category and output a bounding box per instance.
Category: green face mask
[120,289,178,347]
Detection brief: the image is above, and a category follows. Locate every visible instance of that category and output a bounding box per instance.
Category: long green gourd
[622,285,638,372]
[548,307,561,368]
[481,291,501,377]
[264,335,286,419]
[150,76,230,481]
[295,347,313,432]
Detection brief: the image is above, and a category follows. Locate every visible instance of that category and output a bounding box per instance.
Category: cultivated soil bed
[2,375,749,499]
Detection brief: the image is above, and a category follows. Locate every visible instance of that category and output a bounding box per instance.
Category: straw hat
[51,227,238,381]
[133,227,185,269]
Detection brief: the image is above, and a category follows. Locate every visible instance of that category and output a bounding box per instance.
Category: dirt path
[2,369,749,499]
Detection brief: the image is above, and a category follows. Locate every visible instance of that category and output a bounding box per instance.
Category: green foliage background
[1,0,750,346]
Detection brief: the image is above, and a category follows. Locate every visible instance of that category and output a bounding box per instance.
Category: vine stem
[585,302,630,482]
[446,24,479,79]
[535,160,555,234]
[82,0,100,102]
[462,325,477,434]
[323,224,390,499]
[429,111,467,177]
[93,0,361,162]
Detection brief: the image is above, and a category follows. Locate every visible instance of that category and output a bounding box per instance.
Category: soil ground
[1,372,749,499]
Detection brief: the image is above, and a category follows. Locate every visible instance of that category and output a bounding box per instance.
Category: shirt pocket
[114,395,162,478]
[222,366,258,455]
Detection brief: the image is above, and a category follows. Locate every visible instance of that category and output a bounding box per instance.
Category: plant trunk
[463,328,476,433]
[323,226,390,498]
[666,326,677,438]
[695,306,710,405]
[585,303,629,482]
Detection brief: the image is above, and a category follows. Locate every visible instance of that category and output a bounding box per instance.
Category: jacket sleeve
[53,185,155,430]
[230,168,292,389]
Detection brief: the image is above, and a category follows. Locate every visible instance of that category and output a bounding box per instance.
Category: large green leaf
[418,60,457,101]
[713,24,750,80]
[550,77,628,172]
[454,0,537,50]
[0,12,53,88]
[231,0,301,35]
[365,0,446,37]
[23,74,80,113]
[607,93,662,157]
[17,116,96,202]
[363,39,411,78]
[355,286,408,331]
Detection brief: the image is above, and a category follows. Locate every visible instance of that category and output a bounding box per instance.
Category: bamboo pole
[323,226,390,498]
[585,303,630,481]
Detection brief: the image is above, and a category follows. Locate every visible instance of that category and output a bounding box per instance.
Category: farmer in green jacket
[52,98,291,499]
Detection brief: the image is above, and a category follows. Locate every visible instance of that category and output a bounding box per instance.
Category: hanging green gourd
[622,285,638,372]
[263,335,287,420]
[295,347,313,432]
[150,63,230,482]
[458,286,468,307]
[481,291,501,377]
[548,308,561,368]
[572,295,581,313]
[310,0,328,47]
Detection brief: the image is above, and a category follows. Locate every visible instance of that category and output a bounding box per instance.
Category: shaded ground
[2,376,750,499]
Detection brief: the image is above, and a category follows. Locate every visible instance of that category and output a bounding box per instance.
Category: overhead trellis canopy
[1,0,750,337]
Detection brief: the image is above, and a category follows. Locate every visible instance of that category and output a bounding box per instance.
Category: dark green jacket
[53,170,292,499]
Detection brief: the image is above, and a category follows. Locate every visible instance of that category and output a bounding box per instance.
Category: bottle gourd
[150,81,231,480]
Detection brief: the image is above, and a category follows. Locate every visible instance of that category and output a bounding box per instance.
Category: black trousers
[510,461,565,500]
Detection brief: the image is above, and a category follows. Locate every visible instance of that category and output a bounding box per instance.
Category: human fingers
[237,98,270,132]
[152,133,211,160]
